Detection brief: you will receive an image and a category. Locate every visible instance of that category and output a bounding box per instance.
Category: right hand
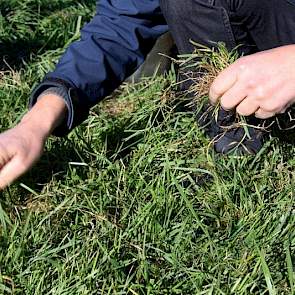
[0,122,47,189]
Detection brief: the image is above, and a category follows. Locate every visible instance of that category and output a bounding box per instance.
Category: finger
[0,145,11,170]
[236,97,259,117]
[278,100,293,114]
[255,108,275,119]
[259,90,292,114]
[0,157,5,170]
[209,64,239,105]
[0,156,27,189]
[219,82,248,110]
[279,105,291,114]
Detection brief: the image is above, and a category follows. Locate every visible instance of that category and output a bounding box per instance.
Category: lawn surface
[0,1,294,294]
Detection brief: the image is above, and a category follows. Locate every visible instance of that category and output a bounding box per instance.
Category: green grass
[0,1,295,294]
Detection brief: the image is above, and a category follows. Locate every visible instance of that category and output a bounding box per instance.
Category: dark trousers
[160,0,295,54]
[160,0,295,141]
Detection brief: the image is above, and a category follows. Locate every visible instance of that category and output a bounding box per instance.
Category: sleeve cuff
[29,77,89,137]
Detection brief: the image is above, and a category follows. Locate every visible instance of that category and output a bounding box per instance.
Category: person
[0,0,295,189]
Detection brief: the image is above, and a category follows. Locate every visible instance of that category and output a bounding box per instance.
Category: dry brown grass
[102,99,135,117]
[0,65,22,87]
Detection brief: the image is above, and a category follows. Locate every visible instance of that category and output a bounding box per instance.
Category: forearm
[21,94,67,138]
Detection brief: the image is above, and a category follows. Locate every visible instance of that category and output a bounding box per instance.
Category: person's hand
[0,93,67,190]
[209,45,295,119]
[0,122,47,189]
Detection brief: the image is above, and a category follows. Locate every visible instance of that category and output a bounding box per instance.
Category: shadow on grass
[15,100,174,195]
[6,90,209,199]
[0,39,45,70]
[0,0,96,70]
[16,140,89,194]
[100,103,176,160]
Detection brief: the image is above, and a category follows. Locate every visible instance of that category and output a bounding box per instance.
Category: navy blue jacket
[30,0,168,136]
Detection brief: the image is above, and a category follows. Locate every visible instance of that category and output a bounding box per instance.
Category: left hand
[209,45,295,119]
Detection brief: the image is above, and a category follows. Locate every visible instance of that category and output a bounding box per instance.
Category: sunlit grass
[0,1,294,294]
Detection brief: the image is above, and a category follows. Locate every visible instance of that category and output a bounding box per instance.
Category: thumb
[209,63,239,105]
[0,156,27,189]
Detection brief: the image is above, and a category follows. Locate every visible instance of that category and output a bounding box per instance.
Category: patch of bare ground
[24,197,52,214]
[102,98,135,117]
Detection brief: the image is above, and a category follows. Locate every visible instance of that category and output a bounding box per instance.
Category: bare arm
[0,94,67,189]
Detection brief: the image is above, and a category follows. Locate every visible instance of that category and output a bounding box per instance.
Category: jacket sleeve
[29,0,168,136]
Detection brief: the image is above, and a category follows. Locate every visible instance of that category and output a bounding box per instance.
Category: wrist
[21,93,67,137]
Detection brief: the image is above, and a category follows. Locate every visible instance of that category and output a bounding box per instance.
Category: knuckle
[244,79,256,89]
[236,58,256,82]
[239,69,251,84]
[253,86,266,99]
[236,57,250,70]
[17,160,28,173]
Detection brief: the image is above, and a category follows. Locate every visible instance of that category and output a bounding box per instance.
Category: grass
[0,0,295,294]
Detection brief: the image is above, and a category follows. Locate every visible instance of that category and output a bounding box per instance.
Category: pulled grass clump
[175,42,295,149]
[176,42,238,100]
